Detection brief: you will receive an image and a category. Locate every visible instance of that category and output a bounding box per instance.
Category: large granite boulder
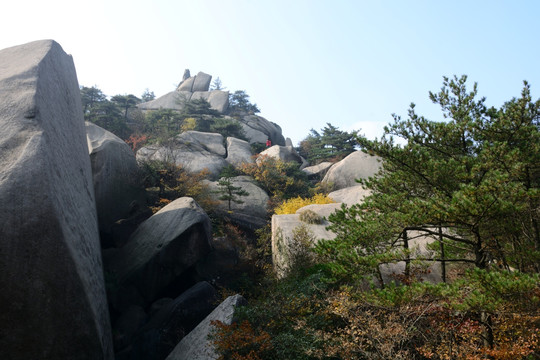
[177,71,212,92]
[238,115,286,146]
[130,281,218,360]
[86,122,147,244]
[165,294,246,360]
[105,197,213,307]
[138,91,192,111]
[0,40,113,359]
[302,161,333,179]
[272,204,340,277]
[258,145,303,165]
[322,151,382,190]
[226,137,254,167]
[272,201,442,282]
[205,176,269,228]
[192,72,213,92]
[137,131,228,179]
[328,185,372,206]
[191,90,230,113]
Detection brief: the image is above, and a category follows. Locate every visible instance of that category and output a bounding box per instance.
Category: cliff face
[0,40,113,360]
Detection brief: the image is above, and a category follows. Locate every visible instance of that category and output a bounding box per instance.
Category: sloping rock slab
[0,40,113,359]
[258,145,303,165]
[329,185,372,206]
[106,197,212,305]
[302,161,333,179]
[138,91,191,110]
[165,294,246,360]
[322,151,382,190]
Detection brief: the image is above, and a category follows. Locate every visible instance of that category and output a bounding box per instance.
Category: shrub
[238,156,312,200]
[138,159,217,213]
[274,193,334,215]
[298,209,323,224]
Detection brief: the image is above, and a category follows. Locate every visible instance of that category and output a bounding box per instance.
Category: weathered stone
[322,151,382,190]
[329,185,372,206]
[105,197,213,306]
[302,161,333,179]
[86,122,147,243]
[178,131,226,156]
[0,40,113,359]
[138,91,191,111]
[205,176,269,219]
[285,137,294,147]
[182,69,191,81]
[226,137,254,167]
[132,281,218,360]
[177,76,195,92]
[207,90,229,113]
[136,131,228,179]
[165,294,246,360]
[192,71,212,92]
[272,204,339,277]
[258,145,303,165]
[238,115,286,145]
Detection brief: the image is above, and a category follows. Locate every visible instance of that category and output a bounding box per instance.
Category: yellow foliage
[274,193,334,215]
[180,117,198,132]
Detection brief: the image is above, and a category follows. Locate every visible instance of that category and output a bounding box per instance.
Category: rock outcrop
[258,144,303,164]
[165,294,246,360]
[240,114,286,146]
[0,40,113,359]
[302,161,333,179]
[322,150,382,190]
[105,197,213,307]
[137,131,229,179]
[205,176,269,228]
[226,137,254,167]
[139,70,229,113]
[86,121,147,245]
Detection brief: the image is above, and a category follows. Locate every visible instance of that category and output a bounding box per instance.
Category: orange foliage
[211,320,273,360]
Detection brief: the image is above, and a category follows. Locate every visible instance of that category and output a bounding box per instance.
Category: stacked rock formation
[139,70,229,113]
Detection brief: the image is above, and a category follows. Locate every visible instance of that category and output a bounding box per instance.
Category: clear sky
[2,0,539,145]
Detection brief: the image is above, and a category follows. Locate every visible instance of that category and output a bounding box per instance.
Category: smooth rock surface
[239,115,286,145]
[165,294,246,360]
[258,145,303,164]
[329,185,372,206]
[205,176,269,219]
[302,161,333,178]
[322,151,382,190]
[105,197,213,305]
[192,71,212,92]
[0,40,113,359]
[226,137,254,167]
[136,131,228,179]
[86,121,146,240]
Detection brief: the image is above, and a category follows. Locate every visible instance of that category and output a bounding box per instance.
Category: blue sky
[2,0,539,145]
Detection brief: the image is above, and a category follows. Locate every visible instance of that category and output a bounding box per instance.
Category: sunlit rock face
[0,40,113,359]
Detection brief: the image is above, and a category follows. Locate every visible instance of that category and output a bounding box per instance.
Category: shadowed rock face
[86,121,147,245]
[105,197,213,307]
[0,40,113,359]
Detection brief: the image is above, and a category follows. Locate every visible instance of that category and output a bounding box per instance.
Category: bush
[138,159,217,213]
[238,156,312,200]
[274,193,334,215]
[298,209,323,224]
